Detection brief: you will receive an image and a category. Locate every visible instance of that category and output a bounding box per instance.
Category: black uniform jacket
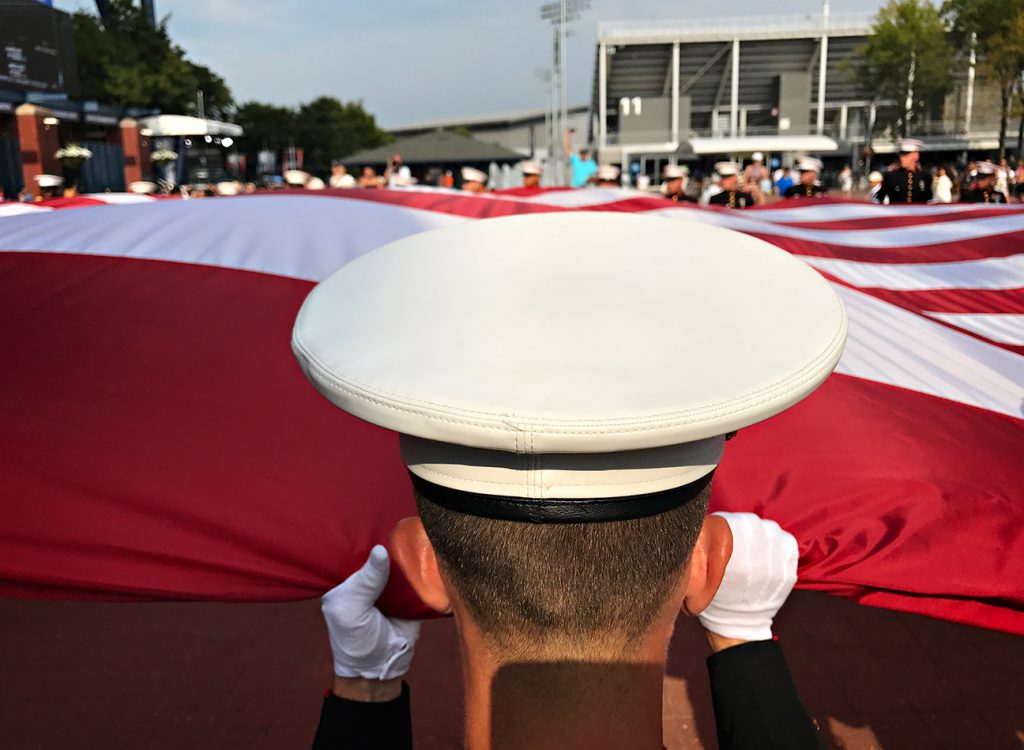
[311,640,821,750]
[875,167,932,204]
[959,186,1008,204]
[707,190,754,208]
[782,183,828,199]
[666,191,697,203]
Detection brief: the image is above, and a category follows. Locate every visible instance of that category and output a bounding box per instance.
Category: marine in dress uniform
[707,162,754,208]
[782,157,828,198]
[595,164,621,188]
[874,138,932,204]
[662,164,695,202]
[294,214,845,749]
[460,166,488,193]
[959,161,1008,204]
[521,161,542,189]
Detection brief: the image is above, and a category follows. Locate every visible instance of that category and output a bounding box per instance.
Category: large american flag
[1,188,1021,634]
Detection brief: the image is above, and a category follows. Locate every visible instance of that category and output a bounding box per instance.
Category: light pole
[540,0,589,185]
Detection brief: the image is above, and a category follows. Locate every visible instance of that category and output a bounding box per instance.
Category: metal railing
[598,12,874,43]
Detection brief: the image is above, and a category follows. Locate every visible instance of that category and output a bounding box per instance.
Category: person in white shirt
[933,166,953,203]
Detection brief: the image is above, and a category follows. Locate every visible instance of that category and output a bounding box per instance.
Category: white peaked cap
[868,170,883,182]
[461,166,487,184]
[306,176,326,190]
[34,174,64,187]
[797,156,823,172]
[293,214,847,502]
[899,138,924,153]
[714,161,740,176]
[662,164,686,179]
[128,180,157,194]
[752,152,764,161]
[521,161,542,176]
[974,161,997,176]
[597,164,620,181]
[215,181,241,196]
[283,169,310,186]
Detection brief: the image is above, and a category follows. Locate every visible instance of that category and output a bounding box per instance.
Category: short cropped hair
[415,482,711,658]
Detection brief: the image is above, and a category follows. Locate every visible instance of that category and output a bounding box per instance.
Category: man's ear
[389,517,452,615]
[682,514,733,617]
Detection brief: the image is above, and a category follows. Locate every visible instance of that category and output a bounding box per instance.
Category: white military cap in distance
[461,166,487,184]
[521,161,542,176]
[34,174,64,187]
[293,213,847,509]
[283,169,310,186]
[662,164,686,180]
[596,164,620,181]
[714,161,740,176]
[899,138,924,153]
[215,181,241,196]
[128,180,157,194]
[974,161,997,176]
[797,156,823,172]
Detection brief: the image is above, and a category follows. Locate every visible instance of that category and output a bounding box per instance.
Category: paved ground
[1,590,1021,749]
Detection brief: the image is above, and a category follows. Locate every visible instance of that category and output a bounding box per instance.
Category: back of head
[414,478,711,659]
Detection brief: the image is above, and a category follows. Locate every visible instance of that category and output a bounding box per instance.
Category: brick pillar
[120,117,151,185]
[16,104,61,197]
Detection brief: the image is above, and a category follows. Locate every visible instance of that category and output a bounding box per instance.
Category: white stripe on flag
[652,208,1024,249]
[800,254,1024,291]
[82,193,160,204]
[719,203,1021,224]
[922,312,1024,345]
[525,188,646,207]
[0,204,52,217]
[0,195,464,281]
[833,284,1024,419]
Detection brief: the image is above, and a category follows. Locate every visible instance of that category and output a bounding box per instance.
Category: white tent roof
[137,115,243,137]
[689,135,838,155]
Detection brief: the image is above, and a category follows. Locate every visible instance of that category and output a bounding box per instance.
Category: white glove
[697,512,799,642]
[322,545,422,681]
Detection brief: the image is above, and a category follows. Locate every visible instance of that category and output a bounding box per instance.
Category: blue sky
[55,0,888,127]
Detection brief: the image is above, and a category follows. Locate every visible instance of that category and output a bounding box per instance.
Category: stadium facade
[590,13,1004,175]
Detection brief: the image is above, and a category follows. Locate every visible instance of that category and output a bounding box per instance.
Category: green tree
[851,0,953,138]
[72,0,233,116]
[944,0,1024,156]
[294,96,392,174]
[234,97,390,177]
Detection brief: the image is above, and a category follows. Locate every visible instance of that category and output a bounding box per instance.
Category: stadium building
[589,13,1004,180]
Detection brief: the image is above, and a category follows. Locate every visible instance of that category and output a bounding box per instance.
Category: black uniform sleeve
[311,683,412,750]
[873,174,892,204]
[706,640,822,750]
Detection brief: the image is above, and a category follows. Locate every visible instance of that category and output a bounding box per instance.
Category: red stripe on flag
[2,250,1022,634]
[863,287,1024,315]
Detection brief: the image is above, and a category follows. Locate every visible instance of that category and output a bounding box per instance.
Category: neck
[458,623,668,750]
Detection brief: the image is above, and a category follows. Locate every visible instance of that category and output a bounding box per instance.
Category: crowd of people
[15,134,1024,207]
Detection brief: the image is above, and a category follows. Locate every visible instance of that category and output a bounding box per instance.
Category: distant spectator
[742,152,769,204]
[461,166,488,193]
[775,164,795,197]
[563,129,597,187]
[330,161,356,189]
[995,157,1013,202]
[838,165,853,198]
[933,166,953,203]
[17,186,32,202]
[521,161,542,188]
[307,177,326,191]
[245,182,258,194]
[358,167,382,189]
